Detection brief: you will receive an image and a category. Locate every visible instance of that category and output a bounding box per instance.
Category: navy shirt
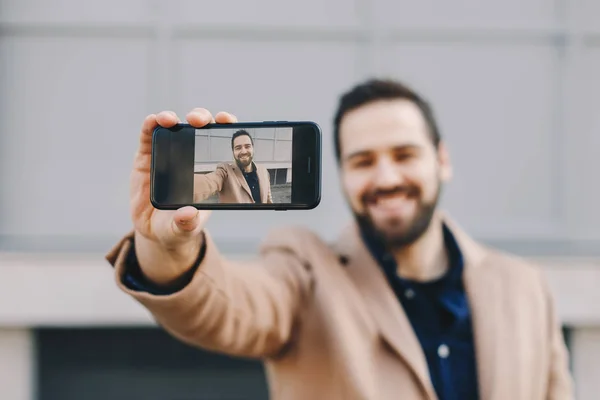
[241,163,261,203]
[362,224,479,400]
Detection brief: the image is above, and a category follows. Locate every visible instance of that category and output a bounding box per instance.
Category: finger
[156,110,180,127]
[138,111,178,156]
[215,111,238,124]
[186,108,215,128]
[138,114,158,154]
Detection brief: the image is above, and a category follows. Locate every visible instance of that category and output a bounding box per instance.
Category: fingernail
[180,211,199,225]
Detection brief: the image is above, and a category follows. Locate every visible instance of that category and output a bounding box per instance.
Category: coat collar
[230,161,271,203]
[232,162,270,202]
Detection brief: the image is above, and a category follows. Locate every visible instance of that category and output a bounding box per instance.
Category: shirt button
[438,344,450,358]
[404,289,415,299]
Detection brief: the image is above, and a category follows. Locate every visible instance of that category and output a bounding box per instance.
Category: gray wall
[1,0,600,253]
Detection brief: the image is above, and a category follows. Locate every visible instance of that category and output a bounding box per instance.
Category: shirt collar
[361,223,468,323]
[360,222,465,289]
[237,161,257,175]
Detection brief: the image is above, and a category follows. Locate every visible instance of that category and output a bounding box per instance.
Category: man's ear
[437,141,453,182]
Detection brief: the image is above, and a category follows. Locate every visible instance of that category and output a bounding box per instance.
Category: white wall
[2,0,600,248]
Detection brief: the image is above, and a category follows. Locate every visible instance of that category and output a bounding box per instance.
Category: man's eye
[395,152,414,161]
[353,159,372,168]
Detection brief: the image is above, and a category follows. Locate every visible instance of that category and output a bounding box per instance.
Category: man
[193,129,273,203]
[107,79,574,399]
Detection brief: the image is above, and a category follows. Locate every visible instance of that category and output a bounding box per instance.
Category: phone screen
[151,122,321,210]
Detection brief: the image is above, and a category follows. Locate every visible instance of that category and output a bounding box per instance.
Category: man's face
[339,99,452,247]
[233,134,254,168]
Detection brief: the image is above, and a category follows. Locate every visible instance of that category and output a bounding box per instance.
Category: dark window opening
[35,327,268,400]
[268,168,288,185]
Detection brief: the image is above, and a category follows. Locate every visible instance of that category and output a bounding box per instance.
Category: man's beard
[355,182,442,249]
[235,154,253,169]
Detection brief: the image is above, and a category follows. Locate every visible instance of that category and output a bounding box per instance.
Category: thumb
[171,207,211,237]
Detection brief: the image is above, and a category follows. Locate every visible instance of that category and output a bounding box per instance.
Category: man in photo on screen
[193,129,273,204]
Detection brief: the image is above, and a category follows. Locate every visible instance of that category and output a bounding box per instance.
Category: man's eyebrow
[391,144,422,152]
[345,144,422,160]
[345,150,372,160]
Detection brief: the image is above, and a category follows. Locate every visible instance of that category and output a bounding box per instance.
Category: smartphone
[150,121,321,210]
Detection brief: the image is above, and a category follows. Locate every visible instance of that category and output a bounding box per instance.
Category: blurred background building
[194,127,293,185]
[0,0,600,399]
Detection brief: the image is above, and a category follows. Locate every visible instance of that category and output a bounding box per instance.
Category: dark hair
[231,129,253,149]
[332,78,441,163]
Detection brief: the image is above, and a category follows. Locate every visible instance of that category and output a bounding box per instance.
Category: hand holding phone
[130,108,237,285]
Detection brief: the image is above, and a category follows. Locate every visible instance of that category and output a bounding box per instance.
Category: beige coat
[106,214,574,400]
[194,162,273,203]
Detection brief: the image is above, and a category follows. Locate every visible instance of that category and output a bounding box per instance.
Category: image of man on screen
[193,129,273,204]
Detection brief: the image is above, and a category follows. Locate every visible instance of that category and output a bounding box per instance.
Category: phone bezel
[150,121,322,210]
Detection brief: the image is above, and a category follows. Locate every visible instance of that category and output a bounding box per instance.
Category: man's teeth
[375,195,407,203]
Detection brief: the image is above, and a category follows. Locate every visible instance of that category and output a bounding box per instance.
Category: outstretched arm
[193,165,226,202]
[116,106,311,360]
[107,228,313,359]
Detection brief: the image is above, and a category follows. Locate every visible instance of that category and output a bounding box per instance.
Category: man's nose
[373,159,403,188]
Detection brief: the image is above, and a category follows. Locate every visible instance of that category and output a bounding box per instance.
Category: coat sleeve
[106,228,314,360]
[193,164,227,202]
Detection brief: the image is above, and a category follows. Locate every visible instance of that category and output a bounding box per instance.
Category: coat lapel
[436,216,507,400]
[231,163,254,200]
[463,262,503,400]
[333,223,438,400]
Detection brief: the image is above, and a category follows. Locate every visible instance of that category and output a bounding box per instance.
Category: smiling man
[193,129,273,203]
[107,78,574,400]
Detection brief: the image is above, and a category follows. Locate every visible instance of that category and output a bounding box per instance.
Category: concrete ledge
[0,252,598,328]
[6,235,600,256]
[0,252,251,327]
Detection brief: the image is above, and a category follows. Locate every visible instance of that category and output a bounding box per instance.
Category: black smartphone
[150,121,321,210]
